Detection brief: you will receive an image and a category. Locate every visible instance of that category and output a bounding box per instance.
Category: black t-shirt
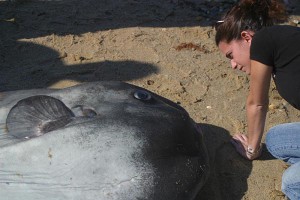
[250,25,300,110]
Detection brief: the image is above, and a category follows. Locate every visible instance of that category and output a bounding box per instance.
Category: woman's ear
[241,31,253,43]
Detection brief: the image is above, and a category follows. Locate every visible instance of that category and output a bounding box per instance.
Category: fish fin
[0,122,20,147]
[6,95,74,139]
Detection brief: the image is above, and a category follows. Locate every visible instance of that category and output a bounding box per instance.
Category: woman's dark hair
[215,0,287,46]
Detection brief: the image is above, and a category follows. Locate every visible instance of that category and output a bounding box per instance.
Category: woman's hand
[231,134,262,160]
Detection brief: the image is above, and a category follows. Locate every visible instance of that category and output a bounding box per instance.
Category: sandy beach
[1,0,300,199]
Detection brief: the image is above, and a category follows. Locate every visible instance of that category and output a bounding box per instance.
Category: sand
[0,0,300,199]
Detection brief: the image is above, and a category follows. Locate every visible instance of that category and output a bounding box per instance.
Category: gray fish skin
[0,81,209,200]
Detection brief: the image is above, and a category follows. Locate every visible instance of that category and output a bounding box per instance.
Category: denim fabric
[266,122,300,200]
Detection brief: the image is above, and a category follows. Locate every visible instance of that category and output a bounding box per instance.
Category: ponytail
[215,0,287,45]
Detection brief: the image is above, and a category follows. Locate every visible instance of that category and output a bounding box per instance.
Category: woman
[215,0,300,199]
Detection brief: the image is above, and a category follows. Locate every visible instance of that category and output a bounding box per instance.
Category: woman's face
[218,33,252,75]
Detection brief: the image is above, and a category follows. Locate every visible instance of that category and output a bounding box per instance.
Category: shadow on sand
[0,0,236,91]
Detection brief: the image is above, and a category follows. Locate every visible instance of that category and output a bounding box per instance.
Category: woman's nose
[230,59,237,69]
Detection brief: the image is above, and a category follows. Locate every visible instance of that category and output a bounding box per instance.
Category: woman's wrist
[246,144,262,159]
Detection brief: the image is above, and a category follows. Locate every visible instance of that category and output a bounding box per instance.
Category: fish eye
[133,90,152,101]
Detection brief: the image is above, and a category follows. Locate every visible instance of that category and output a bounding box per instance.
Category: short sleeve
[250,28,275,66]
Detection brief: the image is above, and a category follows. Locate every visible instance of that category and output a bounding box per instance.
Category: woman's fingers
[232,133,248,147]
[231,134,261,160]
[231,137,247,157]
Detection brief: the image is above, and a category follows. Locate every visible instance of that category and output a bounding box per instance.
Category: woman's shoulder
[250,25,300,66]
[256,25,300,36]
[253,25,300,45]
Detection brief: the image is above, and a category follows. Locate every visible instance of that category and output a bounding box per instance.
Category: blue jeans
[266,122,300,200]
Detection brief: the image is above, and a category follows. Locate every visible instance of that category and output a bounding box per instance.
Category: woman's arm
[247,60,272,151]
[232,60,272,160]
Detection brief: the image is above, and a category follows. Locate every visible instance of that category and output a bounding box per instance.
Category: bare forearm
[246,99,268,151]
[230,60,272,160]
